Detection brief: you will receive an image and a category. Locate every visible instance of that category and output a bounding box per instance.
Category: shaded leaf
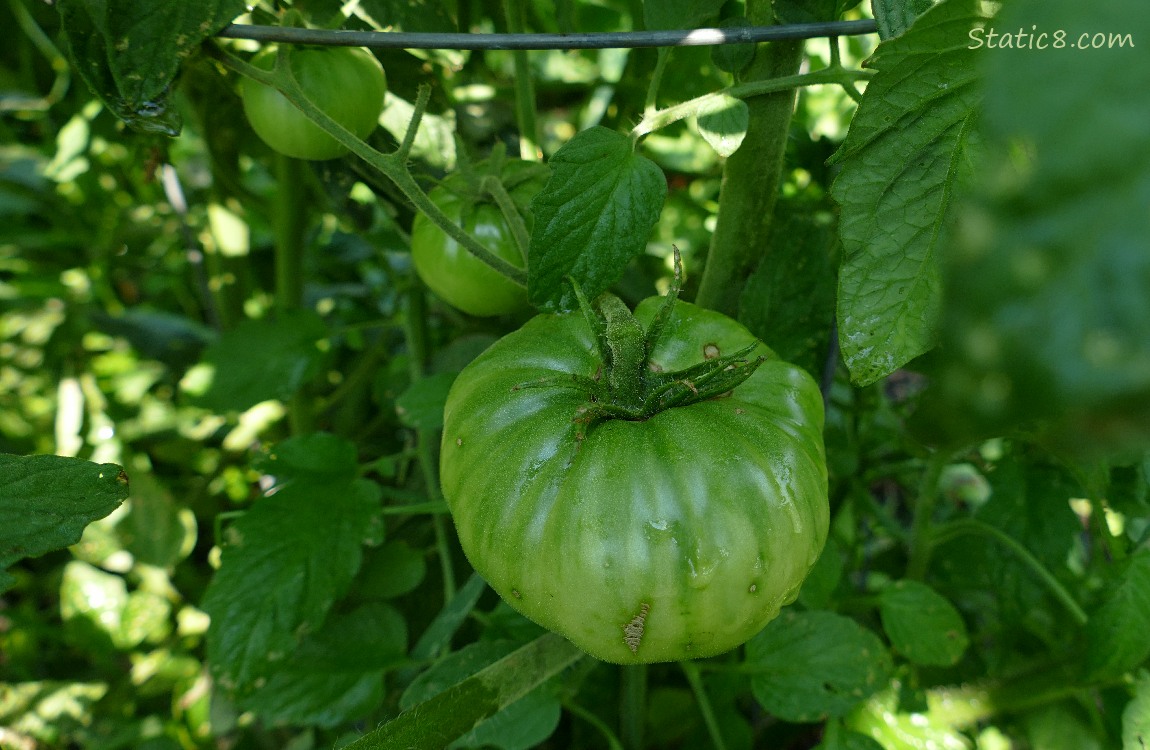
[353,541,428,600]
[201,477,381,695]
[528,127,666,311]
[738,208,837,378]
[342,633,582,750]
[1087,549,1150,680]
[57,0,246,134]
[830,0,983,386]
[182,310,327,412]
[643,0,724,30]
[747,610,893,722]
[872,0,937,39]
[396,372,458,432]
[880,580,969,666]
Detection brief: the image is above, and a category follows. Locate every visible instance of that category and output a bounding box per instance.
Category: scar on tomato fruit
[624,603,651,653]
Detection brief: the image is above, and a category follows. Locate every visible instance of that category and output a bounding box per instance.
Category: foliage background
[2,0,1149,748]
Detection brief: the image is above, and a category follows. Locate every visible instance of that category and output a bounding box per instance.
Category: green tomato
[411,162,546,317]
[441,294,829,663]
[240,46,386,161]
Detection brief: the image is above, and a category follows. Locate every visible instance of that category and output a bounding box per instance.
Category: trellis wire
[217,18,877,50]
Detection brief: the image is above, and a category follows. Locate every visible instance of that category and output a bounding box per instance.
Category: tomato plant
[5,0,1150,748]
[240,45,386,160]
[442,284,828,663]
[410,160,547,316]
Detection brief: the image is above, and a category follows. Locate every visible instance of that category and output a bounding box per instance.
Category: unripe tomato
[441,294,829,663]
[240,46,386,161]
[410,161,547,317]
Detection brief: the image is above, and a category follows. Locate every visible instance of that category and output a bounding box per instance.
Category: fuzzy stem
[931,518,1089,627]
[693,31,805,315]
[620,664,647,750]
[503,0,540,159]
[681,661,729,750]
[906,451,949,580]
[403,286,456,602]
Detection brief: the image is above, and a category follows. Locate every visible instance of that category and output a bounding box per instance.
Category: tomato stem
[681,661,730,750]
[503,0,541,160]
[619,664,647,750]
[931,518,1089,626]
[694,0,805,315]
[906,450,949,580]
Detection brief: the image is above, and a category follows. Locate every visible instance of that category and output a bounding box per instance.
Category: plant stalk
[272,152,314,435]
[503,0,540,160]
[906,450,949,580]
[694,31,805,315]
[931,518,1089,626]
[620,664,647,750]
[681,661,728,750]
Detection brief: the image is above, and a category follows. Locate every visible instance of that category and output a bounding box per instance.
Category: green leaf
[396,372,458,431]
[920,0,1150,455]
[239,603,405,727]
[201,477,381,695]
[695,94,749,158]
[256,432,360,480]
[0,454,128,589]
[1087,549,1150,680]
[1022,703,1105,750]
[880,580,969,666]
[872,0,937,39]
[738,207,837,377]
[710,18,755,75]
[352,541,428,600]
[643,0,724,30]
[411,572,488,660]
[57,0,246,134]
[402,642,562,750]
[182,310,327,412]
[797,539,845,610]
[117,475,197,570]
[241,671,385,729]
[1124,672,1150,750]
[342,633,582,750]
[776,0,855,24]
[747,610,893,722]
[830,0,983,386]
[528,127,666,311]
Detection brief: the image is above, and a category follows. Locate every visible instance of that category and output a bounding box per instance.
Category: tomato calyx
[569,251,766,422]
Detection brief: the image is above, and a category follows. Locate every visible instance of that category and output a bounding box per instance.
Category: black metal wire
[216,19,878,51]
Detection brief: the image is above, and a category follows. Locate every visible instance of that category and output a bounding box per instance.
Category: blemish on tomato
[512,589,522,599]
[456,438,463,447]
[703,343,721,359]
[624,602,650,654]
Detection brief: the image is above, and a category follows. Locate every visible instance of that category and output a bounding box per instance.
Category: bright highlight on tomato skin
[440,292,829,664]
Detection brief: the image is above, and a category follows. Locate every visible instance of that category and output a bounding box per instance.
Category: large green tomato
[411,162,546,317]
[241,46,386,161]
[441,292,829,663]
